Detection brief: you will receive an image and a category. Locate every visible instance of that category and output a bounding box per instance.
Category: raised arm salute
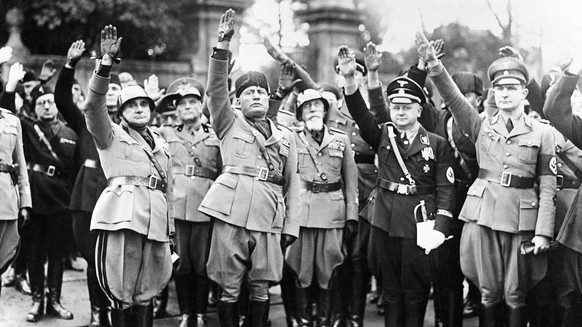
[199,9,300,327]
[84,25,173,327]
[418,31,557,326]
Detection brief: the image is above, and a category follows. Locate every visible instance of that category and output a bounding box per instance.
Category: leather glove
[18,207,30,229]
[280,234,297,251]
[343,220,358,242]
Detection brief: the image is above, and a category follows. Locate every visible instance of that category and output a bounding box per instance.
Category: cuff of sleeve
[282,222,300,238]
[427,60,445,76]
[434,213,451,237]
[212,47,230,61]
[90,72,111,95]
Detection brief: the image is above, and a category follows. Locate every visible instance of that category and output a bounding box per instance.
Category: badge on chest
[328,139,345,151]
[420,147,434,161]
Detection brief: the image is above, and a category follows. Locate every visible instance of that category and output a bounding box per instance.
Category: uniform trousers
[0,220,19,274]
[25,212,72,296]
[95,229,172,309]
[370,225,431,303]
[285,227,344,289]
[460,222,547,307]
[207,219,282,302]
[72,211,109,308]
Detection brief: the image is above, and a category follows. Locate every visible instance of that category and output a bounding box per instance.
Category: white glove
[424,230,446,254]
[417,221,449,254]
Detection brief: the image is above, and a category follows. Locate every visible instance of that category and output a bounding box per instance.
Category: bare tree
[486,0,513,44]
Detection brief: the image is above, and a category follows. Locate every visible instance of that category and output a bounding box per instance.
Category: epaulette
[329,127,346,135]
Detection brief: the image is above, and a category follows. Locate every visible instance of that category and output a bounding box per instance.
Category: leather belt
[0,163,15,174]
[376,178,434,195]
[301,180,342,193]
[108,175,167,193]
[27,163,67,178]
[454,179,473,190]
[223,165,286,186]
[83,159,99,169]
[478,169,535,189]
[182,165,218,180]
[557,175,581,189]
[354,153,375,164]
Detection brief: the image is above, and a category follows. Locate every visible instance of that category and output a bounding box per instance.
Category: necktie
[401,133,409,149]
[506,119,514,133]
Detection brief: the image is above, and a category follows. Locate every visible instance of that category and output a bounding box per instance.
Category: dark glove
[280,234,297,251]
[343,220,358,242]
[18,207,30,229]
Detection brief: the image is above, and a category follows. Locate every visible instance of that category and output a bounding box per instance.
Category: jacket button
[558,163,563,168]
[258,155,262,159]
[531,201,536,206]
[351,144,355,147]
[505,152,510,157]
[507,140,511,145]
[400,177,405,181]
[503,165,508,169]
[352,132,356,136]
[488,133,492,137]
[318,153,322,156]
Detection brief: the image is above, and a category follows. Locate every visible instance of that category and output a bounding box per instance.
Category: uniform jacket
[199,56,300,237]
[345,89,455,238]
[553,128,582,236]
[161,123,222,222]
[20,117,77,214]
[55,67,108,213]
[295,126,358,228]
[85,73,174,242]
[544,74,582,252]
[429,62,556,237]
[0,109,31,220]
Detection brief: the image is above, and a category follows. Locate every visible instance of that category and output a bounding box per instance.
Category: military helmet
[117,85,156,117]
[296,89,330,121]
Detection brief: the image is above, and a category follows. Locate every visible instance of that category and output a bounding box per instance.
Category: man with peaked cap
[0,104,31,300]
[200,9,300,327]
[159,77,222,327]
[408,59,483,326]
[84,25,173,327]
[16,83,78,323]
[417,33,556,327]
[54,39,120,326]
[543,56,582,327]
[338,44,456,327]
[284,88,358,327]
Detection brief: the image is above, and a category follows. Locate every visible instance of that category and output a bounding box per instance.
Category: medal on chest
[421,147,434,161]
[423,164,430,173]
[328,139,345,151]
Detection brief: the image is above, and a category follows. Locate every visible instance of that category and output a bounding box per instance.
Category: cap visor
[493,77,525,86]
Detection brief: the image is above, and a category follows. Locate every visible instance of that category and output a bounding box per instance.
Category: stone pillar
[181,0,253,84]
[297,0,363,83]
[2,7,30,81]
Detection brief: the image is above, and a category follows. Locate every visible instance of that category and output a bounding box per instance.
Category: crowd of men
[1,7,582,327]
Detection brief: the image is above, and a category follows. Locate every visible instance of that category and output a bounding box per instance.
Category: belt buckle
[257,167,269,181]
[557,175,564,188]
[148,175,159,189]
[312,182,322,193]
[46,165,56,177]
[185,165,195,177]
[500,171,511,187]
[397,183,409,195]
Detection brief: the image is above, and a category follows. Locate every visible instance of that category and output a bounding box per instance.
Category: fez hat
[452,72,483,96]
[30,85,54,107]
[386,76,426,105]
[235,71,270,98]
[488,57,529,86]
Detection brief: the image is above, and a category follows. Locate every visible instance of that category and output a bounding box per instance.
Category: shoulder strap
[298,132,330,181]
[173,131,201,166]
[447,117,473,179]
[387,125,415,185]
[557,150,582,179]
[251,128,282,175]
[123,125,168,184]
[33,124,61,163]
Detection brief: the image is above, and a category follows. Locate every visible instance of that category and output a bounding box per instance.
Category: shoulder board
[151,129,162,138]
[278,109,294,117]
[329,127,346,135]
[292,126,305,134]
[276,122,294,133]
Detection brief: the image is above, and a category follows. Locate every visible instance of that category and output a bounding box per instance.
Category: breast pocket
[327,148,344,171]
[479,131,500,157]
[518,139,541,164]
[1,125,18,150]
[116,138,141,159]
[232,131,254,159]
[297,148,311,169]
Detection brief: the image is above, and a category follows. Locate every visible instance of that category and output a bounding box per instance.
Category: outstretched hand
[67,40,86,65]
[499,46,523,61]
[264,36,293,66]
[218,9,236,42]
[337,45,356,77]
[6,62,25,92]
[364,42,382,72]
[277,64,296,94]
[100,25,123,63]
[144,74,165,101]
[39,59,56,82]
[415,32,438,63]
[0,46,13,64]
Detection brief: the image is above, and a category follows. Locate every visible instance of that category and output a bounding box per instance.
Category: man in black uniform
[21,85,78,322]
[54,40,119,327]
[339,45,456,327]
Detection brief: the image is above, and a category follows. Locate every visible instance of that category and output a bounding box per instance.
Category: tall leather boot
[193,275,210,326]
[46,260,73,319]
[88,265,112,326]
[479,302,503,327]
[347,259,369,327]
[217,300,239,327]
[506,305,527,327]
[247,299,270,327]
[111,308,133,327]
[153,285,169,318]
[134,303,154,327]
[317,289,332,327]
[26,291,44,322]
[175,274,194,316]
[403,298,428,327]
[296,287,313,327]
[281,265,299,327]
[384,299,403,327]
